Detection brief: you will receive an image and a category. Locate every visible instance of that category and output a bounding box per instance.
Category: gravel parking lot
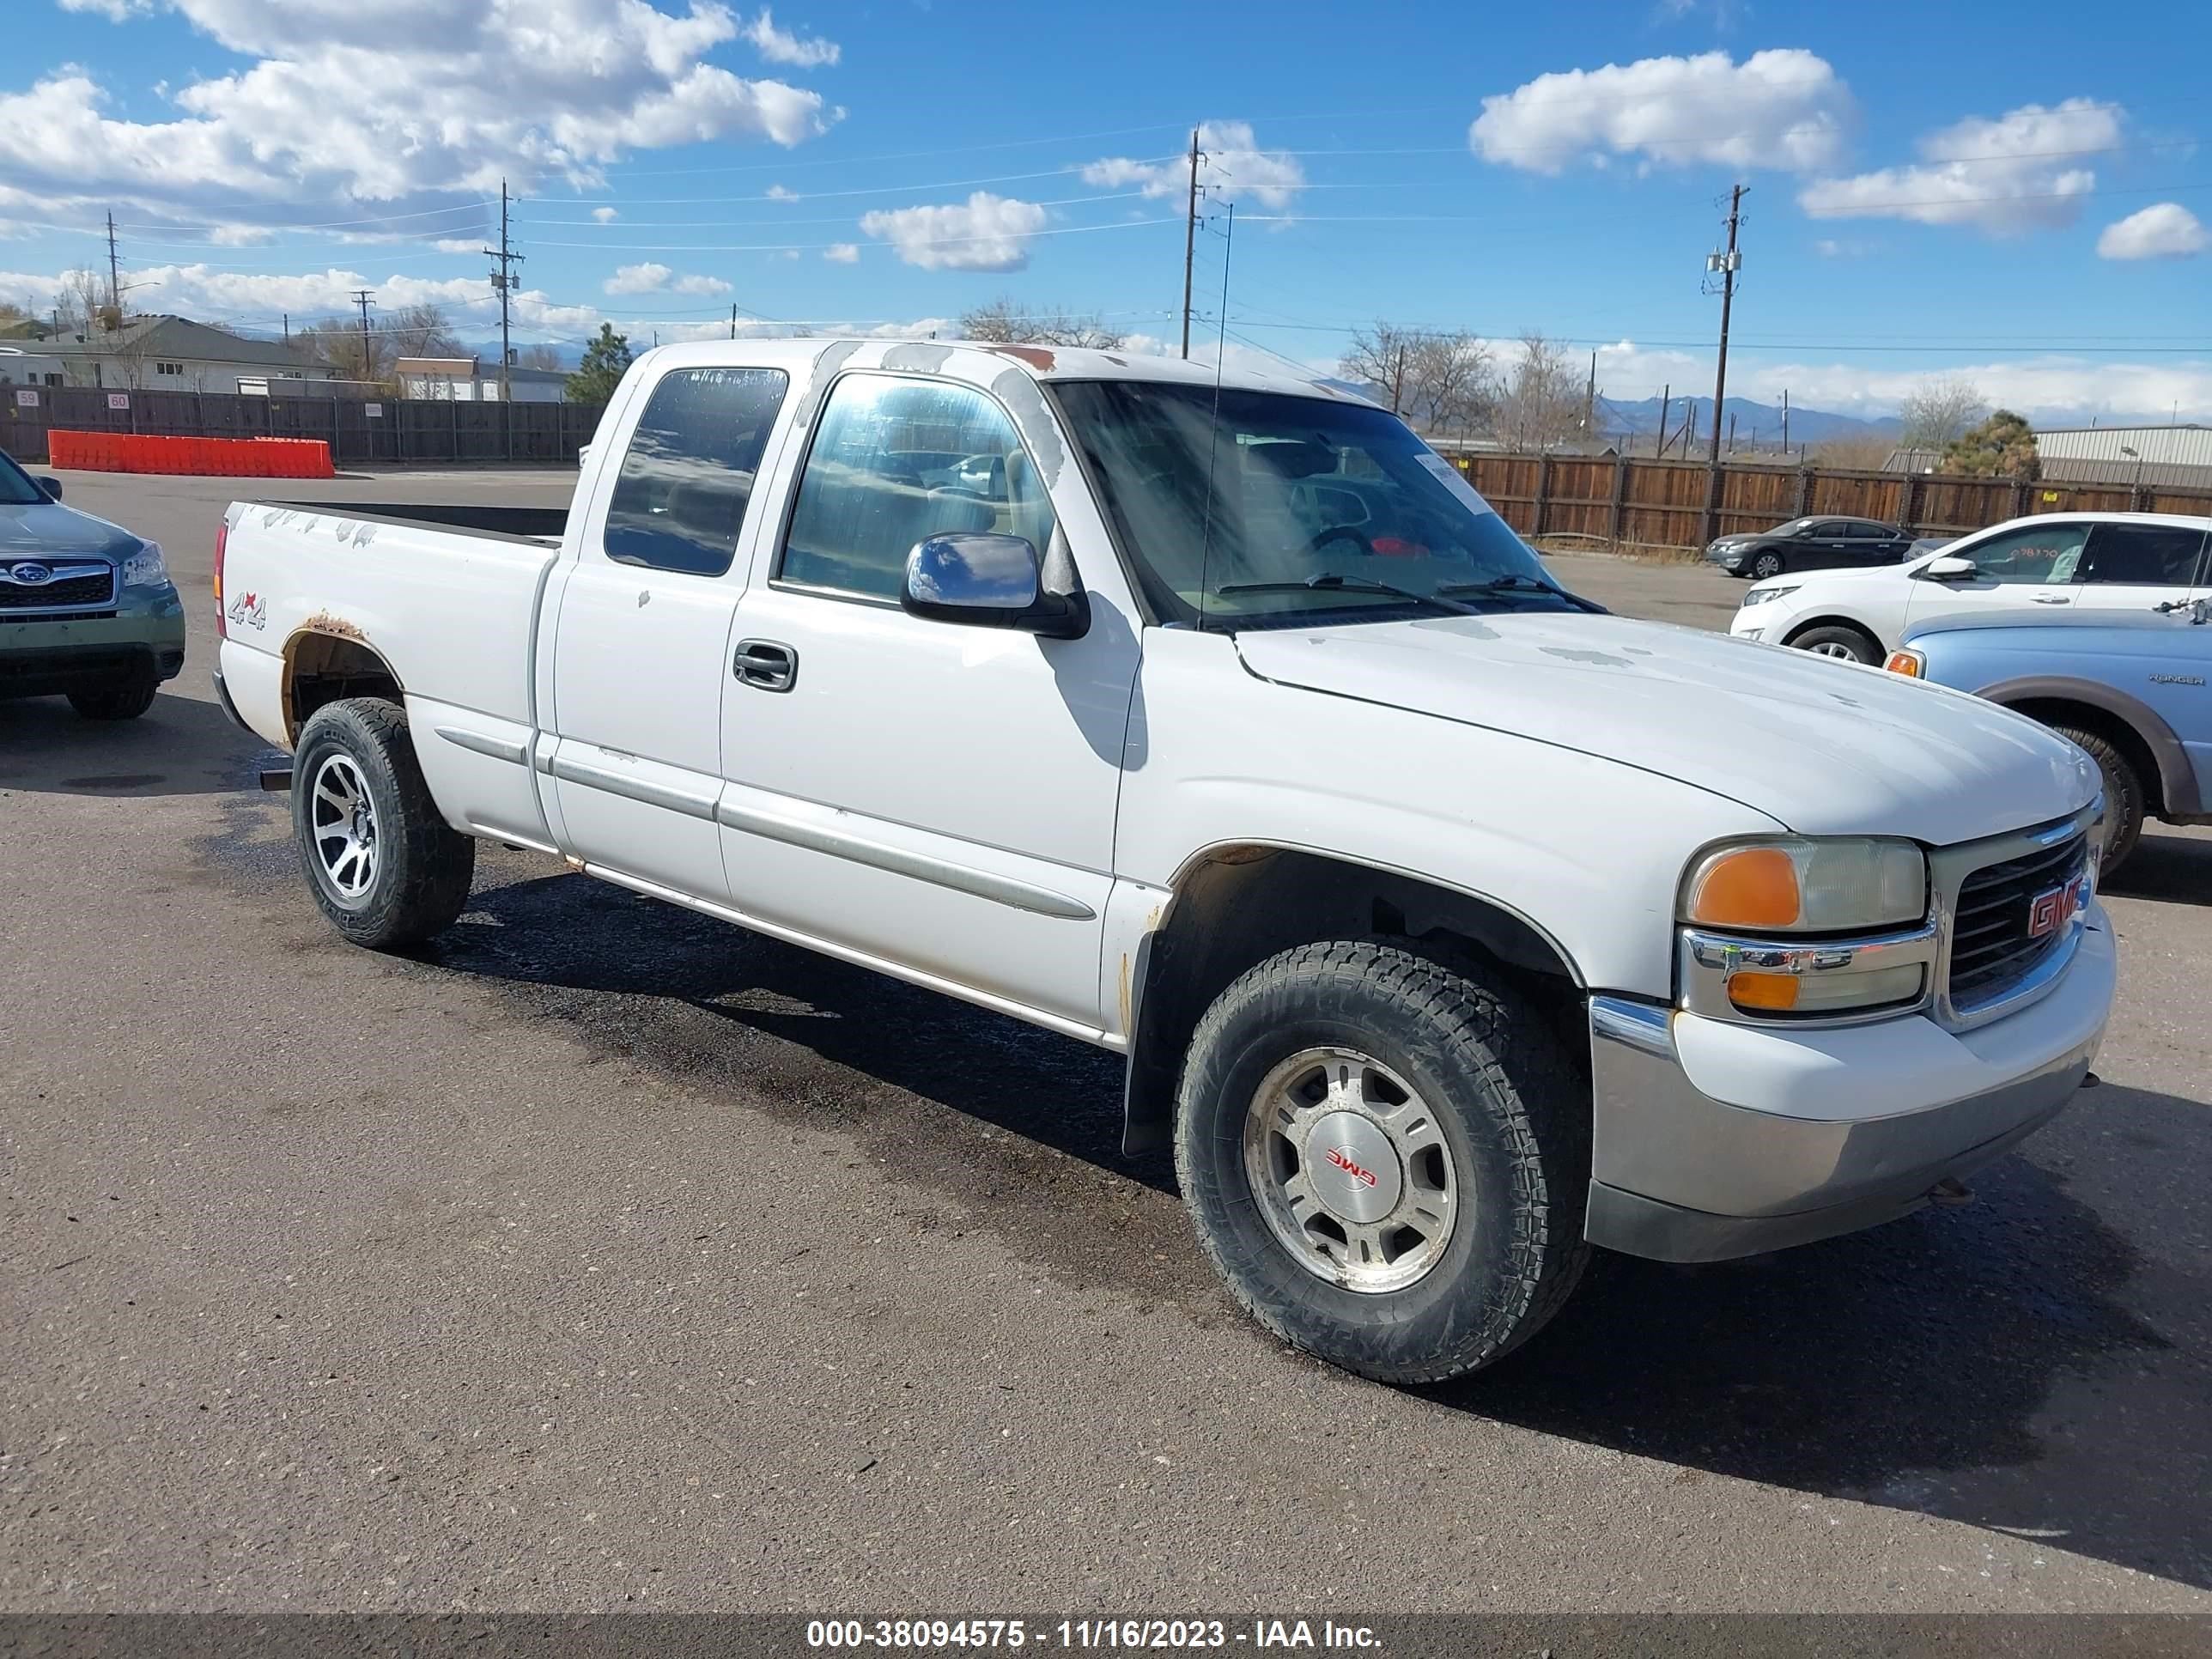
[4,469,2208,1613]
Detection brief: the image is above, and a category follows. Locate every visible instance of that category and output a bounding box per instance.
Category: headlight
[121,540,170,587]
[1680,837,1934,1020]
[1682,837,1927,933]
[1737,583,1798,609]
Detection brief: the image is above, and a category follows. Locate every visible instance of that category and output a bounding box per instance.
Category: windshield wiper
[1215,573,1484,617]
[1437,573,1608,614]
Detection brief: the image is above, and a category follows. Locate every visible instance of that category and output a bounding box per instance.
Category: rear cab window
[603,367,791,576]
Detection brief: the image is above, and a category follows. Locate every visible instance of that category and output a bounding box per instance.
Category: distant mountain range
[1594,394,1901,448]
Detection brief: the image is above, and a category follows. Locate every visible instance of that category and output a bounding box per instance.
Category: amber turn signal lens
[1727,971,1802,1012]
[1884,649,1922,678]
[1685,847,1801,929]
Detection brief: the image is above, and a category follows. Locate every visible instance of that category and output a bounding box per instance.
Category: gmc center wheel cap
[1304,1110,1404,1224]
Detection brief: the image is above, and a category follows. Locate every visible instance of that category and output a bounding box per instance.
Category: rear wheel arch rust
[283,621,404,743]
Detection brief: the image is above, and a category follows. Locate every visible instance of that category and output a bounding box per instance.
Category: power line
[524,216,1182,252]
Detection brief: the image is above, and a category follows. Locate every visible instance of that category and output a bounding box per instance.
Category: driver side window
[779,374,1056,603]
[1954,523,2090,584]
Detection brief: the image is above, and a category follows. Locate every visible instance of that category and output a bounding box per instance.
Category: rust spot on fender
[1117,954,1132,1037]
[987,344,1055,372]
[296,611,368,644]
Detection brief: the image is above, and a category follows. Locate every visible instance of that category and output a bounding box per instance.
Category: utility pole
[1729,411,1737,453]
[1179,127,1201,359]
[350,289,375,380]
[1781,387,1790,454]
[105,210,123,321]
[1656,384,1670,459]
[1583,350,1597,435]
[1706,184,1746,467]
[1389,344,1406,415]
[730,303,738,341]
[482,179,525,402]
[282,312,289,344]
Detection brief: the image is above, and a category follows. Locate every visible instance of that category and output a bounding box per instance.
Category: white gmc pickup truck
[213,339,2115,1382]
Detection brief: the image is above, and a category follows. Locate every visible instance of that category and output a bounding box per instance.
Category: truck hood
[1232,612,2097,846]
[0,500,140,560]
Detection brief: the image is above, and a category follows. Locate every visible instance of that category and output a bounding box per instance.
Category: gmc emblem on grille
[2027,873,2089,939]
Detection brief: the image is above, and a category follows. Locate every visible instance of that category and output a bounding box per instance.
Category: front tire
[2057,725,2146,874]
[1749,550,1785,580]
[67,666,158,720]
[1790,623,1881,665]
[1174,940,1591,1383]
[291,698,475,949]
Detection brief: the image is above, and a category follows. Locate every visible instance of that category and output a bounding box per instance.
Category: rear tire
[67,667,158,720]
[1174,940,1590,1383]
[2057,725,2146,874]
[291,698,475,949]
[1749,550,1785,580]
[1790,623,1881,665]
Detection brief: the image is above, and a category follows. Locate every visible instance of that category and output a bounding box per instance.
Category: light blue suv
[1887,600,2212,872]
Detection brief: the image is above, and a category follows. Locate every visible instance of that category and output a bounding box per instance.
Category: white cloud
[603,261,731,295]
[2097,202,2207,260]
[823,242,859,263]
[1081,120,1305,210]
[591,206,619,223]
[766,184,799,201]
[58,0,154,19]
[1470,49,1852,174]
[434,237,482,253]
[0,3,833,240]
[0,260,603,339]
[858,191,1048,271]
[1799,99,2118,233]
[741,8,839,68]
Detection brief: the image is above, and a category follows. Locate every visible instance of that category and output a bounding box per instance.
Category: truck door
[714,368,1140,1034]
[547,365,791,898]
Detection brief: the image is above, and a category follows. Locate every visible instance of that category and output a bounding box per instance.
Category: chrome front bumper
[1582,908,2114,1262]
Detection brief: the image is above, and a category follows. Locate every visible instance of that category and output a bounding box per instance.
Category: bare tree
[1405,332,1494,436]
[56,268,118,335]
[298,316,383,382]
[1339,323,1497,433]
[1898,374,1986,450]
[1489,332,1583,452]
[383,302,465,362]
[958,296,1125,349]
[1338,322,1422,413]
[516,343,565,371]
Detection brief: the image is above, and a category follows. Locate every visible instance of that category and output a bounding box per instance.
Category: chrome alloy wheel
[1807,639,1860,659]
[1242,1047,1458,1294]
[309,753,379,902]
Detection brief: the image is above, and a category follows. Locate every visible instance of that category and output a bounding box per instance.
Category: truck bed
[266,500,569,543]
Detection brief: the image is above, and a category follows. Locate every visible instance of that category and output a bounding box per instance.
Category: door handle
[2029,593,2072,605]
[732,639,798,691]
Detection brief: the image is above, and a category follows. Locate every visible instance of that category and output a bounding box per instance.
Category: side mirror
[1920,555,1977,581]
[902,532,1088,640]
[36,476,62,501]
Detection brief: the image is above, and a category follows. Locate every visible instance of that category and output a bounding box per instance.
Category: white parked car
[211,340,2114,1382]
[1730,512,2212,664]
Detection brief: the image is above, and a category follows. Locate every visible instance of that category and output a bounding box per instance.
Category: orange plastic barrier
[46,429,335,479]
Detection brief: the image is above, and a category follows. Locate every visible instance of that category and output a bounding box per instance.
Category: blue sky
[4,0,2207,420]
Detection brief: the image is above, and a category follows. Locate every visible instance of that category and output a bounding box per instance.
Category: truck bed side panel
[220,503,561,842]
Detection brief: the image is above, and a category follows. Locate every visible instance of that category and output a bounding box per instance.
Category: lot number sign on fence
[106,392,130,410]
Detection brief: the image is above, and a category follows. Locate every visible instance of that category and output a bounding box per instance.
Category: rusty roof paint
[986,344,1056,373]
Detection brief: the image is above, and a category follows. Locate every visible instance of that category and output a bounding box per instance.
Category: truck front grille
[1947,830,2090,1007]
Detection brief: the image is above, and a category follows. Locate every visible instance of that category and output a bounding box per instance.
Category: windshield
[1050,380,1569,627]
[0,448,47,506]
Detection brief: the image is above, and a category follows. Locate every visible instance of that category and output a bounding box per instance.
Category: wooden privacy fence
[1455,453,2212,553]
[2,383,607,469]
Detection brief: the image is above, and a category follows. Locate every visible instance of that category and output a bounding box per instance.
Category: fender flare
[1977,673,2203,817]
